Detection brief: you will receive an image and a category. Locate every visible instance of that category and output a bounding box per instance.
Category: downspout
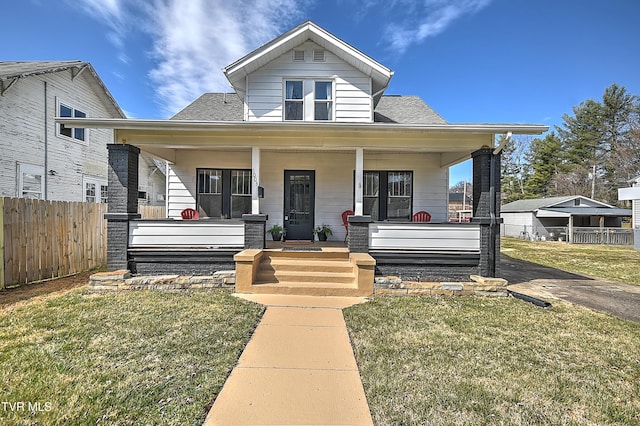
[488,132,512,273]
[43,81,48,200]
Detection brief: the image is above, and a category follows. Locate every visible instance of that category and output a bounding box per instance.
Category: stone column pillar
[105,144,141,271]
[471,147,501,277]
[243,214,267,249]
[347,216,372,253]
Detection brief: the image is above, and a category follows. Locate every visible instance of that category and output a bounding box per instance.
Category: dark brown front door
[284,170,315,240]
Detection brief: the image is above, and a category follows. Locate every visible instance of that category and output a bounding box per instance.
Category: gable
[223,21,392,107]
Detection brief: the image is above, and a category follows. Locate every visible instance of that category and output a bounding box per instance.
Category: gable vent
[313,49,326,62]
[293,50,305,61]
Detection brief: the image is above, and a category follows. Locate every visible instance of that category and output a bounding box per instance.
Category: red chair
[181,208,199,220]
[412,211,431,222]
[341,210,354,241]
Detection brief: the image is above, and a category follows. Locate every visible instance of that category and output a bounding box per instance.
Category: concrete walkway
[203,294,373,425]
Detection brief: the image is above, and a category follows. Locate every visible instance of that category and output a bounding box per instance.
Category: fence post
[0,197,4,290]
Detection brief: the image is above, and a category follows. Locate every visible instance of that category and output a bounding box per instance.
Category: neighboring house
[501,195,632,243]
[59,21,548,293]
[0,61,165,205]
[448,192,472,222]
[618,176,640,250]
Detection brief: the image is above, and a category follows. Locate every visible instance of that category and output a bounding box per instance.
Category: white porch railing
[369,222,480,251]
[129,220,245,248]
[572,227,634,245]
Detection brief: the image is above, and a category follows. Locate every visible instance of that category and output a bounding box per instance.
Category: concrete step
[248,281,362,297]
[261,258,354,273]
[255,269,355,284]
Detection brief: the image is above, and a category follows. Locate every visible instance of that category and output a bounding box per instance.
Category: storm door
[284,170,315,240]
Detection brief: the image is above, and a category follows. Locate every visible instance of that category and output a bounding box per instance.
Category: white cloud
[143,0,307,116]
[371,0,492,53]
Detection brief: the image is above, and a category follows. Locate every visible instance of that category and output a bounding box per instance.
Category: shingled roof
[171,93,445,124]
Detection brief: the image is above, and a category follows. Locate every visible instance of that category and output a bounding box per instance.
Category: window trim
[313,80,334,121]
[17,163,44,199]
[56,98,88,143]
[284,80,304,121]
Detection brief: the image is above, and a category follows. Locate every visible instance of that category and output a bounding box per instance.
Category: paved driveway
[500,256,640,323]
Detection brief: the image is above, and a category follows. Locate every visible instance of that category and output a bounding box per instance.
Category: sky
[3,0,639,184]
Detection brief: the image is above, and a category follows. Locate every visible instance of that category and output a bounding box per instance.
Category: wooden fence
[1,197,108,289]
[572,227,634,245]
[0,199,166,289]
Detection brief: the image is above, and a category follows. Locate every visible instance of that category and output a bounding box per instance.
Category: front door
[284,170,315,240]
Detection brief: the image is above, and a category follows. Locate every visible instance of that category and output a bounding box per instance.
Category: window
[314,81,333,120]
[83,177,107,203]
[285,81,303,120]
[284,80,333,121]
[197,168,252,218]
[361,171,413,220]
[58,100,86,141]
[18,163,44,199]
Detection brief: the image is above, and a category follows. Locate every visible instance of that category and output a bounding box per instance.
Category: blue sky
[3,0,639,184]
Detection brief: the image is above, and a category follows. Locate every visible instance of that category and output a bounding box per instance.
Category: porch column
[472,147,501,277]
[251,147,260,214]
[105,144,141,271]
[568,215,574,244]
[354,148,364,215]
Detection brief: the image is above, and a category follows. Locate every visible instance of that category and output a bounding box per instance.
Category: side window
[18,163,44,199]
[314,81,333,120]
[83,177,107,203]
[58,99,87,142]
[360,171,413,220]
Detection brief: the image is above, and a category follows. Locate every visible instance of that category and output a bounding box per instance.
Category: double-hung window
[197,168,252,218]
[83,177,108,203]
[18,163,44,199]
[284,80,333,121]
[58,99,87,142]
[314,81,333,120]
[361,171,413,220]
[284,81,304,120]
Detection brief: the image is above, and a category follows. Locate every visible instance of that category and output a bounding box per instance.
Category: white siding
[245,41,372,123]
[129,221,244,247]
[369,223,480,251]
[165,150,449,241]
[501,212,535,237]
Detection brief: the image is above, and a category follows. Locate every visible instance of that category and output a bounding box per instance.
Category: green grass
[0,290,263,425]
[345,296,640,425]
[502,237,640,286]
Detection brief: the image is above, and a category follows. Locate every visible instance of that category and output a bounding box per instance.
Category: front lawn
[0,290,263,425]
[501,237,640,286]
[345,297,640,425]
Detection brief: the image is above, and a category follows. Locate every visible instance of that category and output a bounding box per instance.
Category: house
[58,21,548,295]
[501,195,632,244]
[448,192,472,222]
[0,61,165,205]
[618,176,640,249]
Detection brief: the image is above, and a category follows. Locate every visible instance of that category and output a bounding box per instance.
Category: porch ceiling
[55,117,548,165]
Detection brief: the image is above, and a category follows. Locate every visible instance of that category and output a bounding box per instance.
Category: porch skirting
[128,248,239,275]
[371,251,480,282]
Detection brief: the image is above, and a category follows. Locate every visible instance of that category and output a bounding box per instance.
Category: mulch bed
[0,271,94,308]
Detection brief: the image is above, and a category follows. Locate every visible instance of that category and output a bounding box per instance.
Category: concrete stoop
[234,248,375,297]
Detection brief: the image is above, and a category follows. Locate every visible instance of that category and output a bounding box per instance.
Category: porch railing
[369,222,480,251]
[129,219,245,248]
[572,227,634,245]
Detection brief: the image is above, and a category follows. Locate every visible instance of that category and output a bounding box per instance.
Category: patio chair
[181,208,199,220]
[412,211,431,222]
[341,210,354,242]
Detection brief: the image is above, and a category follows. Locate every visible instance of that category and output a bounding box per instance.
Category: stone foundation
[374,274,508,297]
[89,270,236,292]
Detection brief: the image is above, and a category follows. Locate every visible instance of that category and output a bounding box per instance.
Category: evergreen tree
[525,132,563,197]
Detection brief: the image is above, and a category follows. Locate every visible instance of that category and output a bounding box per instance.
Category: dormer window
[293,50,305,61]
[284,80,334,121]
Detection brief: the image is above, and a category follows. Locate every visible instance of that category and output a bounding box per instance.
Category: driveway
[500,255,640,323]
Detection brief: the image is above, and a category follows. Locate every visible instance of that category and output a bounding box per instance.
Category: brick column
[243,214,267,249]
[347,215,372,253]
[472,147,502,277]
[105,144,140,271]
